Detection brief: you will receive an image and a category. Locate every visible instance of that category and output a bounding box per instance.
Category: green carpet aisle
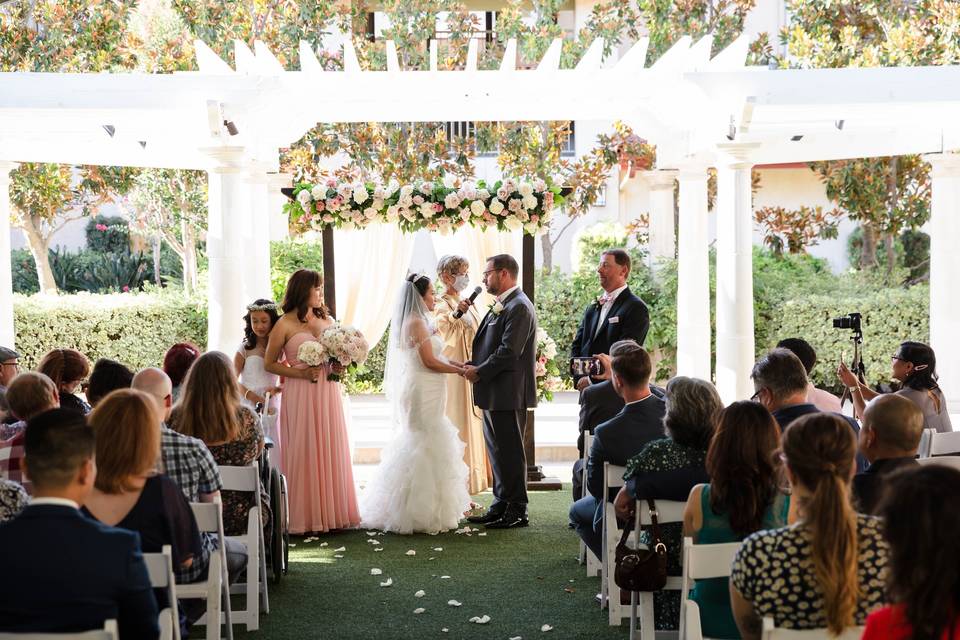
[232,487,628,639]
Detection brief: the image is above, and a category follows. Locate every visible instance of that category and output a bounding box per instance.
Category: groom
[462,254,538,529]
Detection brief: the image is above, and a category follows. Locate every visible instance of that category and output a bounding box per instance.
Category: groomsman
[570,249,649,391]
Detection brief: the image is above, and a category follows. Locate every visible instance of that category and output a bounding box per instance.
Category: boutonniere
[489,300,504,316]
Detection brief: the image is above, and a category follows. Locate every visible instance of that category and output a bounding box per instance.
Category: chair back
[929,430,960,457]
[0,620,118,640]
[218,464,260,493]
[761,617,864,640]
[678,537,741,640]
[143,545,181,640]
[917,455,960,471]
[217,463,266,631]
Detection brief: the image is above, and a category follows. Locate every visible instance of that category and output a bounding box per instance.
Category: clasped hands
[455,361,480,383]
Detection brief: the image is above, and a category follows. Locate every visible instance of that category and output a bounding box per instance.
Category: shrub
[270,238,324,302]
[85,216,130,253]
[13,287,207,371]
[10,248,38,295]
[765,284,929,393]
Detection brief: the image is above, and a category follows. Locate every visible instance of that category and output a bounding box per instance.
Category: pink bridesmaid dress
[280,332,360,534]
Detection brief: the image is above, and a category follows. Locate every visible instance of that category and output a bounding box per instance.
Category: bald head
[861,393,924,460]
[132,367,173,420]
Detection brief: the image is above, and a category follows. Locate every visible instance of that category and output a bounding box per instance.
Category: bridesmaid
[264,269,360,534]
[434,255,490,495]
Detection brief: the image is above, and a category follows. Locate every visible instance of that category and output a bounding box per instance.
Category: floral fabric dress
[206,407,270,537]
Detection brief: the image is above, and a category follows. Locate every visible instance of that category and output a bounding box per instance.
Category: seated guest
[840,340,953,433]
[163,342,201,402]
[0,346,20,424]
[753,348,864,471]
[853,394,921,515]
[777,338,841,412]
[0,479,27,522]
[683,401,794,639]
[132,367,245,586]
[573,379,624,500]
[85,358,134,407]
[731,414,889,639]
[569,341,665,559]
[169,351,267,537]
[863,465,960,640]
[82,389,205,583]
[614,376,721,630]
[37,348,91,414]
[0,408,159,638]
[0,372,59,491]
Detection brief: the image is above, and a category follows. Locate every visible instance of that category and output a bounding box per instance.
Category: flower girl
[235,299,283,448]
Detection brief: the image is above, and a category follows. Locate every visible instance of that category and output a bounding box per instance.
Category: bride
[359,273,472,534]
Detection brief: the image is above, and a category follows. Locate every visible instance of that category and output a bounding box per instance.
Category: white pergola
[2,34,959,409]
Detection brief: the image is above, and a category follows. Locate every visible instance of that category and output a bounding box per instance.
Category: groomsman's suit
[471,286,537,517]
[570,285,649,387]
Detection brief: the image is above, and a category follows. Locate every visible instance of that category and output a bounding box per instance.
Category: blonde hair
[782,414,859,635]
[6,372,57,420]
[436,255,469,279]
[87,389,161,494]
[170,351,241,445]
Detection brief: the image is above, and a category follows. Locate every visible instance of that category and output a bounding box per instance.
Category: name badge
[608,316,620,324]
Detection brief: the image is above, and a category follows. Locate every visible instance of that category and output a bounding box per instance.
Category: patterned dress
[731,514,889,630]
[0,479,27,523]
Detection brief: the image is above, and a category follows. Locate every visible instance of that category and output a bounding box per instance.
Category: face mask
[453,274,470,292]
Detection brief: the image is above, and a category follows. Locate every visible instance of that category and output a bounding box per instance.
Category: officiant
[434,254,491,495]
[570,249,649,393]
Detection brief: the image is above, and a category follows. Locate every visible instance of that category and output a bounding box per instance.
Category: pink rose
[413,195,425,206]
[95,224,108,231]
[315,200,326,212]
[122,285,130,292]
[434,203,443,212]
[326,178,337,188]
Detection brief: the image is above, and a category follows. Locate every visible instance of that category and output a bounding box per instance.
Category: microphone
[454,286,482,319]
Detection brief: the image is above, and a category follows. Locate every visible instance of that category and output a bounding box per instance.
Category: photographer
[838,341,952,433]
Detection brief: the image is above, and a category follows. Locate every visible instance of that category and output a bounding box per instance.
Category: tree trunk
[860,222,879,270]
[540,233,553,274]
[182,220,199,295]
[884,156,899,283]
[21,219,56,294]
[884,233,896,284]
[152,234,162,286]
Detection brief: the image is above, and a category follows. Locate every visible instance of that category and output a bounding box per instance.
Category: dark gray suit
[471,287,537,508]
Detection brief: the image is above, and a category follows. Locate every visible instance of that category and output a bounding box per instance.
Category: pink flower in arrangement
[434,203,443,212]
[315,200,326,212]
[428,223,438,231]
[122,285,130,292]
[530,214,540,224]
[413,195,425,206]
[322,214,334,223]
[95,224,108,231]
[482,212,495,223]
[326,178,337,188]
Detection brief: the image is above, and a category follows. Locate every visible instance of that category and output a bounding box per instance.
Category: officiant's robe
[435,293,491,495]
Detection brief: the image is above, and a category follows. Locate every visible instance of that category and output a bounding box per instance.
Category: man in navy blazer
[569,341,665,559]
[571,249,649,391]
[0,408,159,639]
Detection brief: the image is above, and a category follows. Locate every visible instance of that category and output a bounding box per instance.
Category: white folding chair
[678,537,741,640]
[582,432,601,577]
[0,620,118,640]
[601,462,627,614]
[218,463,269,630]
[626,499,688,639]
[143,545,181,640]
[918,455,960,471]
[929,430,960,456]
[179,499,233,640]
[761,618,864,640]
[917,428,936,458]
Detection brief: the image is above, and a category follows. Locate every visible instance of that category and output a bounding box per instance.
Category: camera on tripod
[832,312,862,332]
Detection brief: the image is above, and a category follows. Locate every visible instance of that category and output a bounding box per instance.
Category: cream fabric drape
[333,224,416,349]
[431,227,522,307]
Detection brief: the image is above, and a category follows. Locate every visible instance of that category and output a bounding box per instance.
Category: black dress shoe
[466,507,506,524]
[485,511,529,529]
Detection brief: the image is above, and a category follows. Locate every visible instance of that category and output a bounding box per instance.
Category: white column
[644,170,678,262]
[203,146,249,354]
[925,152,960,416]
[244,164,273,303]
[714,145,758,403]
[676,165,711,380]
[0,161,16,349]
[267,173,292,242]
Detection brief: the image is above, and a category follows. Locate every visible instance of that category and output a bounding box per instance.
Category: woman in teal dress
[682,401,797,639]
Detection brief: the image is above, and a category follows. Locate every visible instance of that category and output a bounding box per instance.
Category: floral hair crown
[246,301,278,312]
[407,272,430,285]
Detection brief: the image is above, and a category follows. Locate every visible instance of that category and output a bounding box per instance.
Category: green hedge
[13,287,207,371]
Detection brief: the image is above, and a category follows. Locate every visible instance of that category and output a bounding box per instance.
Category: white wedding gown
[359,334,471,534]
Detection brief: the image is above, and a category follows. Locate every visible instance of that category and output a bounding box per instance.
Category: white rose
[478,188,490,201]
[373,186,385,200]
[342,220,356,231]
[519,182,533,197]
[497,187,511,201]
[400,184,414,198]
[419,203,435,219]
[533,178,547,192]
[459,208,472,223]
[442,174,456,189]
[353,187,369,205]
[508,198,522,213]
[503,217,522,231]
[363,206,377,219]
[420,181,434,194]
[387,179,400,197]
[544,342,557,359]
[522,195,538,210]
[524,222,539,235]
[444,193,460,209]
[310,185,326,200]
[399,194,413,208]
[296,190,312,205]
[386,205,400,222]
[470,200,485,216]
[438,219,452,235]
[489,199,504,215]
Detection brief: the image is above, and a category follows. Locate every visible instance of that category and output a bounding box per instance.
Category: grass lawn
[231,487,629,639]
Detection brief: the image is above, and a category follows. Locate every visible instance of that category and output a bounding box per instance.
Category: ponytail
[782,414,859,635]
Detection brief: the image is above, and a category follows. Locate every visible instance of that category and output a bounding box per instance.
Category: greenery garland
[284,176,566,235]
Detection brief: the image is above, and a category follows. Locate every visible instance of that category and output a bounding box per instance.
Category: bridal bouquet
[535,328,563,402]
[320,323,370,382]
[296,340,327,383]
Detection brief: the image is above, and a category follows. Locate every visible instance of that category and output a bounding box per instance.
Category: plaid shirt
[160,426,223,583]
[0,431,26,493]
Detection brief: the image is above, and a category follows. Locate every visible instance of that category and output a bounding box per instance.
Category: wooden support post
[322,225,336,317]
